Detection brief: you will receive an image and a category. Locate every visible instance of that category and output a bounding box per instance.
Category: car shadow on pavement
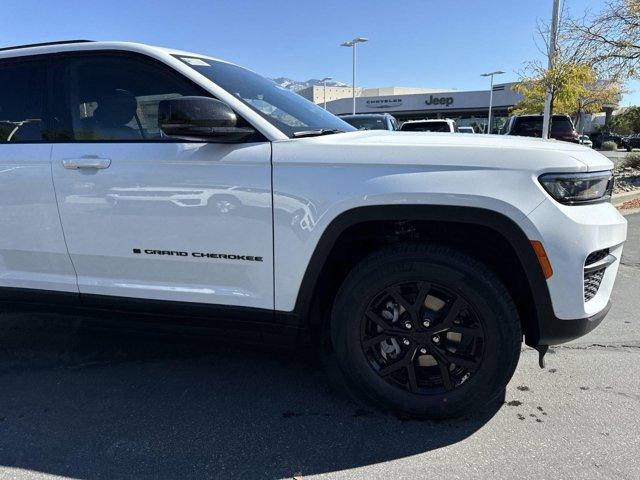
[0,313,502,479]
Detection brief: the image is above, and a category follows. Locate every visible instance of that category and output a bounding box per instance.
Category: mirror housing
[158,96,255,143]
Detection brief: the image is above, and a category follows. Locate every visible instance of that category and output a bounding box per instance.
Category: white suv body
[274,132,622,318]
[0,41,627,418]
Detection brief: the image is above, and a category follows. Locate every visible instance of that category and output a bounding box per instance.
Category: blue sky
[2,0,637,105]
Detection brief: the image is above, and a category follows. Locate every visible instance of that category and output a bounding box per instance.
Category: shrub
[621,152,640,169]
[601,141,618,151]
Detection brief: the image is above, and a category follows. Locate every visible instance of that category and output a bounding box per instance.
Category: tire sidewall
[332,247,520,417]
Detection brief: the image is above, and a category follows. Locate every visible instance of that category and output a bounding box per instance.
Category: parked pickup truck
[0,40,627,419]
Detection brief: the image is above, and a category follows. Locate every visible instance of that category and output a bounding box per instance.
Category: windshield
[175,56,355,138]
[401,121,450,132]
[341,116,388,130]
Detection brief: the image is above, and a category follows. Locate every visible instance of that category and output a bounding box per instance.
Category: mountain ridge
[272,77,348,92]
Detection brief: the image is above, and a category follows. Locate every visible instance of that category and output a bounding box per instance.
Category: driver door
[50,53,274,309]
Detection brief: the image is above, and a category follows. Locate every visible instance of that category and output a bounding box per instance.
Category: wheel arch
[293,205,553,347]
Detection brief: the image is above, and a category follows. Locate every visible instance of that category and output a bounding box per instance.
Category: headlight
[538,171,614,205]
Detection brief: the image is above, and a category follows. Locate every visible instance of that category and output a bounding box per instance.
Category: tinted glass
[64,55,209,141]
[550,117,574,134]
[0,61,46,142]
[401,121,450,132]
[341,116,388,130]
[512,118,542,135]
[512,116,574,135]
[176,56,354,138]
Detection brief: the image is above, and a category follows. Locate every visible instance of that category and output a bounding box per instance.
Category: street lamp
[341,37,368,115]
[542,0,561,139]
[321,76,332,110]
[481,70,505,134]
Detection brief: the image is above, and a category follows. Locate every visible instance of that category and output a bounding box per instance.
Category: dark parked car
[622,133,640,151]
[503,114,580,143]
[589,131,628,150]
[338,113,399,131]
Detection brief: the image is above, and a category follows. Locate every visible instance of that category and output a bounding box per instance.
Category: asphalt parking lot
[0,214,637,480]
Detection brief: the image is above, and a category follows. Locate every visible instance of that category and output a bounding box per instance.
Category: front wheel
[330,243,522,419]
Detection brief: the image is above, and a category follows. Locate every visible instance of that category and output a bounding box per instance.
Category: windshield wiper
[292,129,344,138]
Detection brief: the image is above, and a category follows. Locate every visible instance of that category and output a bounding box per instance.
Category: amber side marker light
[530,240,553,279]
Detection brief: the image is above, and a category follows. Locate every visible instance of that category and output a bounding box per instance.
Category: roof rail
[0,40,93,53]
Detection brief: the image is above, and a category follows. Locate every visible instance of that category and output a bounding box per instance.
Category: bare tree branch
[568,0,640,79]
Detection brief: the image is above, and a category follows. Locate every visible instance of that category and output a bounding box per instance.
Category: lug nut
[404,322,412,329]
[419,348,427,354]
[422,320,431,328]
[432,335,441,344]
[402,339,410,346]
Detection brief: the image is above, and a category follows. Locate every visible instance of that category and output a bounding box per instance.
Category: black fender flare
[292,205,553,346]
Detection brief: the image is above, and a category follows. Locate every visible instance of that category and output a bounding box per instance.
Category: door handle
[62,156,111,170]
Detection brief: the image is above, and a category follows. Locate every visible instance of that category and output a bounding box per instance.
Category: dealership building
[323,83,523,133]
[297,85,449,105]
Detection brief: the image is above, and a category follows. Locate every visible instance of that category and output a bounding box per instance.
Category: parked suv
[504,114,580,143]
[0,41,627,419]
[400,118,458,132]
[339,113,398,131]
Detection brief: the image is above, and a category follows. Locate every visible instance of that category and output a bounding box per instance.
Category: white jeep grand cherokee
[0,40,627,419]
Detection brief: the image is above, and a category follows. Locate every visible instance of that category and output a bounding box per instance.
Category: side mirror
[158,96,255,143]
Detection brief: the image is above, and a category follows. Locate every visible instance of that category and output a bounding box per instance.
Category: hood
[289,130,613,173]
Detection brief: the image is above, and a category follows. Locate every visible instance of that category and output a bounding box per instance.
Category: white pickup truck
[0,40,627,418]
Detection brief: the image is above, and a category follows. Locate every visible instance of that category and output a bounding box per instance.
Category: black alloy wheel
[361,281,484,395]
[329,243,521,419]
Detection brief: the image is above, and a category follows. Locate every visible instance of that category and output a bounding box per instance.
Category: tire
[329,242,521,419]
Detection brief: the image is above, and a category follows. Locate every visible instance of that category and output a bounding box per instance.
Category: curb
[620,207,640,216]
[613,190,640,207]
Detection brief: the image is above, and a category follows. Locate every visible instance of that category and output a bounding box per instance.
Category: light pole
[340,37,368,115]
[321,76,332,110]
[542,0,561,139]
[481,70,505,134]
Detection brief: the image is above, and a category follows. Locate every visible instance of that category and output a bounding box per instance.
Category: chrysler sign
[366,98,403,108]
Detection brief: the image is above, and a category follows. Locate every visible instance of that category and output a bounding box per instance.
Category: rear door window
[0,60,47,143]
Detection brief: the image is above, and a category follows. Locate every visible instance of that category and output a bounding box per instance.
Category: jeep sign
[425,95,454,107]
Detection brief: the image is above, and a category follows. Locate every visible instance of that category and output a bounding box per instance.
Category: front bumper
[527,199,627,320]
[525,198,626,345]
[538,301,611,345]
